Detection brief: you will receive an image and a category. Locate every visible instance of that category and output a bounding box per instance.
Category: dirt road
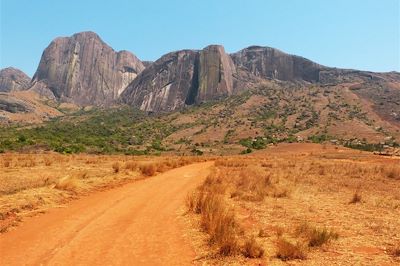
[0,162,213,266]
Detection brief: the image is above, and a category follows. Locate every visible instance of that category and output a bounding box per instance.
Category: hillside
[1,77,399,155]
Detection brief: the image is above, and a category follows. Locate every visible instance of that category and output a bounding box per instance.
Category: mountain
[231,46,323,82]
[0,67,31,92]
[0,31,399,149]
[121,45,331,112]
[30,31,145,106]
[121,45,239,112]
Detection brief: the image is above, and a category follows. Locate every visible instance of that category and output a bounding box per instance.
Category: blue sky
[1,0,399,77]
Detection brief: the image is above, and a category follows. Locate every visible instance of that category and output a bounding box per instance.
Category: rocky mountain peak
[31,31,145,106]
[231,46,323,82]
[0,67,31,92]
[121,45,239,112]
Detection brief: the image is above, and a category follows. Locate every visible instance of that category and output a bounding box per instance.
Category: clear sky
[1,0,399,77]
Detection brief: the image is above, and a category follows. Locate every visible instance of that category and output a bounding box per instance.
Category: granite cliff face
[32,31,144,106]
[0,67,31,92]
[6,31,398,116]
[121,45,237,112]
[121,44,328,112]
[231,46,323,82]
[121,50,198,112]
[196,45,236,102]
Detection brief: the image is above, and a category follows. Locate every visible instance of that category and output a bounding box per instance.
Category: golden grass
[112,162,121,173]
[187,189,239,255]
[350,190,362,204]
[186,149,400,264]
[243,236,264,258]
[54,176,80,192]
[0,153,213,232]
[388,243,400,257]
[276,238,306,261]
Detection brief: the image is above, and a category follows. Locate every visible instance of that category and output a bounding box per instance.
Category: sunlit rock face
[231,46,323,82]
[196,45,236,102]
[121,45,237,112]
[121,50,198,112]
[32,31,144,106]
[0,67,30,92]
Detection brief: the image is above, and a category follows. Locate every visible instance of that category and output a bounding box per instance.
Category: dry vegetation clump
[276,238,306,261]
[243,236,264,258]
[112,162,120,173]
[388,243,400,258]
[124,161,138,171]
[350,190,362,204]
[43,157,52,166]
[54,176,80,192]
[295,222,339,247]
[187,184,240,255]
[384,165,400,180]
[139,163,157,176]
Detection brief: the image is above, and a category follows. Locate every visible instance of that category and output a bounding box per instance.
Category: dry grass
[243,237,264,258]
[139,163,157,176]
[0,153,211,232]
[185,146,400,264]
[112,162,121,173]
[388,243,400,258]
[187,189,239,255]
[125,161,138,171]
[54,176,80,192]
[350,190,362,204]
[276,238,306,261]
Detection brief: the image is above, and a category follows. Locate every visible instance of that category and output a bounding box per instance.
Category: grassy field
[1,143,399,264]
[1,83,399,156]
[184,144,400,265]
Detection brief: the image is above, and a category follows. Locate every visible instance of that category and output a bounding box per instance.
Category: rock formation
[31,31,144,106]
[231,46,323,82]
[121,50,199,112]
[196,45,236,102]
[121,45,237,112]
[0,67,31,92]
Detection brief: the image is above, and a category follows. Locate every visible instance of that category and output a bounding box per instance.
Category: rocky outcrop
[0,93,32,113]
[32,31,145,106]
[121,45,237,112]
[121,50,199,112]
[231,46,323,82]
[0,67,31,92]
[197,45,236,102]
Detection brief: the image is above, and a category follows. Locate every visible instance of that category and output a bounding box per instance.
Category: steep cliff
[121,45,237,112]
[32,31,144,106]
[196,45,236,102]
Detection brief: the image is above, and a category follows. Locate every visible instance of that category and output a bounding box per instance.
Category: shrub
[55,176,79,192]
[139,163,156,176]
[112,162,120,173]
[44,157,52,166]
[243,237,264,258]
[307,227,339,247]
[296,223,339,247]
[388,243,400,257]
[276,238,306,261]
[125,161,138,171]
[386,166,400,180]
[349,190,362,204]
[187,190,239,256]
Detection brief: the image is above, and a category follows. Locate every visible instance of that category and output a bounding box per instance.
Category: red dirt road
[0,162,213,266]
